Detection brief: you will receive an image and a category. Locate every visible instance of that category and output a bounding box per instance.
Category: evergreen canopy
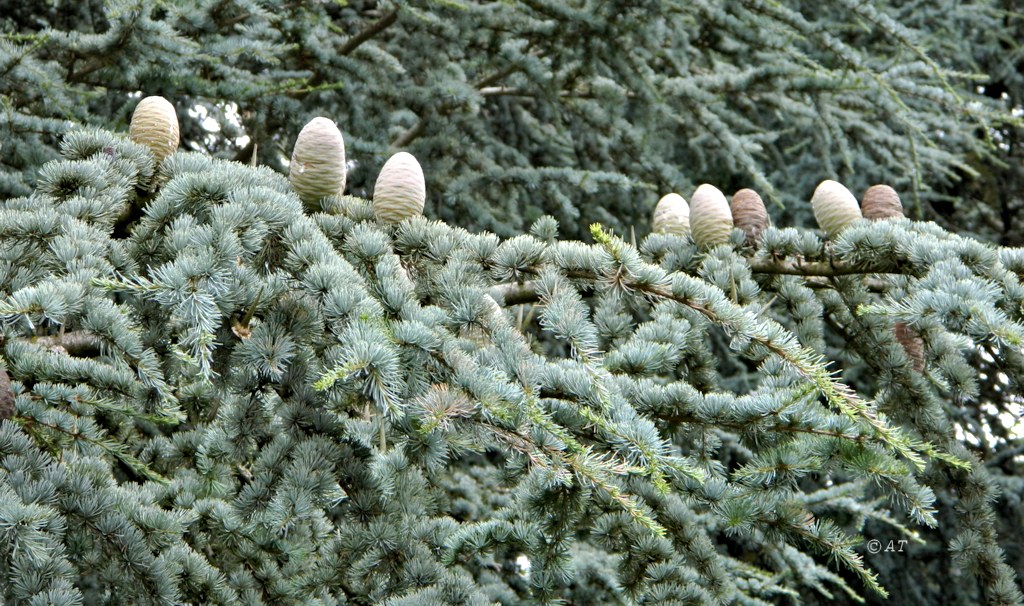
[0,118,1020,605]
[0,2,1023,606]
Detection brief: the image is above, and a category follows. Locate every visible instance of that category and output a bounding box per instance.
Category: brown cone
[894,322,925,372]
[730,188,769,245]
[862,185,903,220]
[0,365,14,421]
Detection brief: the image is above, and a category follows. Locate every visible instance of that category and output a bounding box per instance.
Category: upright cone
[0,364,13,421]
[290,117,347,206]
[129,96,179,164]
[811,180,861,237]
[730,188,769,245]
[894,322,925,372]
[652,193,690,236]
[862,185,903,220]
[373,152,426,224]
[689,184,733,248]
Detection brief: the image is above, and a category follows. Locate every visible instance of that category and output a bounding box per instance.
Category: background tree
[0,1,1022,605]
[2,0,1021,236]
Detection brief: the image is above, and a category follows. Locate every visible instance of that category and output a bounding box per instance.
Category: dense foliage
[1,2,1022,605]
[2,0,1023,240]
[0,120,1019,604]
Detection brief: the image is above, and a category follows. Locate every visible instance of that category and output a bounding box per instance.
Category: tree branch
[390,65,525,150]
[217,11,253,29]
[478,86,638,99]
[390,118,427,150]
[23,261,901,356]
[489,259,903,305]
[747,257,907,277]
[67,60,111,83]
[339,9,400,56]
[24,331,103,357]
[474,65,522,90]
[298,9,401,95]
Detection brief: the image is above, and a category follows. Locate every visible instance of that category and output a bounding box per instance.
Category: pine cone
[862,184,904,220]
[373,152,426,224]
[290,117,347,206]
[652,193,690,236]
[689,184,733,248]
[811,180,861,237]
[0,364,14,421]
[894,321,925,372]
[730,188,769,245]
[129,96,179,164]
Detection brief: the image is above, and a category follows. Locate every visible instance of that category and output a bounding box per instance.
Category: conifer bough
[3,107,1024,604]
[373,151,426,223]
[289,117,347,205]
[651,193,691,236]
[128,96,179,164]
[811,179,862,237]
[689,184,733,248]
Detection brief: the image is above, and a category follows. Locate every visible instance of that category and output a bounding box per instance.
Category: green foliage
[2,2,1024,604]
[1,0,1021,238]
[0,124,1020,605]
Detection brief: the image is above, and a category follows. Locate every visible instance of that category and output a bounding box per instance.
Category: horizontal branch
[489,259,903,305]
[804,276,889,291]
[24,331,103,357]
[478,86,638,99]
[18,262,900,356]
[490,281,546,306]
[747,257,906,277]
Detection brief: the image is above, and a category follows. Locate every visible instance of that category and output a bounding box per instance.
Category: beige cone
[811,180,861,237]
[290,117,347,205]
[690,184,733,248]
[129,96,179,164]
[652,193,690,236]
[373,152,426,224]
[862,185,904,220]
[730,188,769,245]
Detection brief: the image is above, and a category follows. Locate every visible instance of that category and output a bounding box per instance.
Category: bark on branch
[339,9,400,56]
[23,331,103,357]
[747,257,904,277]
[489,258,903,305]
